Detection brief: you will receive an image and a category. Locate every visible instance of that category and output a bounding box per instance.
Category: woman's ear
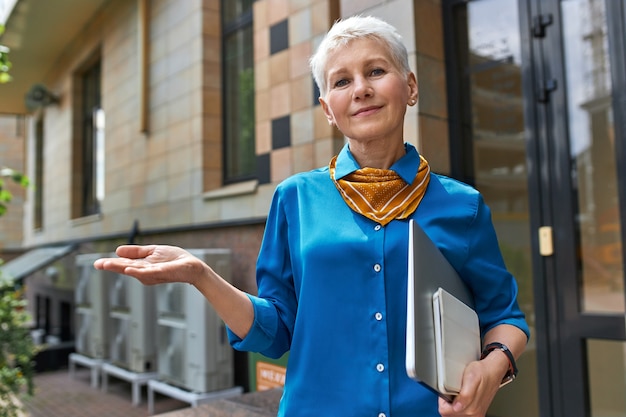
[407,72,418,105]
[319,97,335,126]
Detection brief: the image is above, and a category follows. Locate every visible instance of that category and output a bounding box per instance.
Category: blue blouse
[229,143,529,417]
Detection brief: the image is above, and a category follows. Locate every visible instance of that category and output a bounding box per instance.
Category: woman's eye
[334,79,349,88]
[370,68,385,76]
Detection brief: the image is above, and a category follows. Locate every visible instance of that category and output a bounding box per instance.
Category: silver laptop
[405,219,477,400]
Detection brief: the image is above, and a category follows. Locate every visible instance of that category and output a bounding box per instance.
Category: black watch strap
[481,342,518,387]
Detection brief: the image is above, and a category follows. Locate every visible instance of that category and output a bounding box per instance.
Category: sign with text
[256,361,286,391]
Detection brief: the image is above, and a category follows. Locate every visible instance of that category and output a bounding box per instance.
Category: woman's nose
[353,76,373,100]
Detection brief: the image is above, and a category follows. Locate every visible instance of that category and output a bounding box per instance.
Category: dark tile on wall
[270,19,289,55]
[272,115,291,149]
[256,153,271,184]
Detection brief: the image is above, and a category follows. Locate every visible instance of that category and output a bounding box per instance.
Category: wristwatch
[481,342,518,387]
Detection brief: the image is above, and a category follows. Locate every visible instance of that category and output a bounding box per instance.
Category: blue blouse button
[375,312,383,321]
[376,363,385,372]
[374,224,382,231]
[378,413,386,417]
[373,264,381,272]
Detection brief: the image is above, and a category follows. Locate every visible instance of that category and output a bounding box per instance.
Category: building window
[34,117,43,230]
[72,56,104,218]
[221,0,255,184]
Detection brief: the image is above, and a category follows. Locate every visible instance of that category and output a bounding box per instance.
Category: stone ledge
[155,388,282,417]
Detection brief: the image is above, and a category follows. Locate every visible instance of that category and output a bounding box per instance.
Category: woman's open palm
[93,245,206,286]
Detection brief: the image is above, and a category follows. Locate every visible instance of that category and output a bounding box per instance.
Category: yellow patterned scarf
[329,154,431,226]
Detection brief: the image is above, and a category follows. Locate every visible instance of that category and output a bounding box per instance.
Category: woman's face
[319,37,417,146]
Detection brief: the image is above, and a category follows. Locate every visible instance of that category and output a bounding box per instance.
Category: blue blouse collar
[334,142,421,184]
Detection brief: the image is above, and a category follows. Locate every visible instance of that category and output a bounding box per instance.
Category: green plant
[0,279,36,417]
[0,24,12,83]
[0,168,29,217]
[0,168,34,417]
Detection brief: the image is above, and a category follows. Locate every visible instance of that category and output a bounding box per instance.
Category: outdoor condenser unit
[108,272,156,373]
[74,253,114,359]
[156,249,234,393]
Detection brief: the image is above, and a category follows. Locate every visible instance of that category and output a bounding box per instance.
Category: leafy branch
[0,24,12,84]
[0,168,29,217]
[0,281,36,417]
[0,168,34,417]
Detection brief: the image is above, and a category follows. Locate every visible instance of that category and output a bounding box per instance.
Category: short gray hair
[309,15,411,99]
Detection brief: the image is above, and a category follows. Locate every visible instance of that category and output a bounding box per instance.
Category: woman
[94,15,529,417]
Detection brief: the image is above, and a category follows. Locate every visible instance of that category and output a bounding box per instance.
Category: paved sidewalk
[22,368,188,417]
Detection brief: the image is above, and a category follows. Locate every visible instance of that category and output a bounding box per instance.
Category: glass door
[445,0,626,416]
[519,0,626,415]
[536,0,626,416]
[560,0,623,315]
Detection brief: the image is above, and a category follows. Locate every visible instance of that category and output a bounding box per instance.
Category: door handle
[539,226,554,256]
[537,79,558,103]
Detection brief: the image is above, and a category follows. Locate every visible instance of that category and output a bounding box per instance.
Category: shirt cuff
[227,293,278,352]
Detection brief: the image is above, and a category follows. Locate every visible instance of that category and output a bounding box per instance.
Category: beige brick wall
[253,0,343,185]
[413,0,450,174]
[0,115,26,251]
[21,0,263,246]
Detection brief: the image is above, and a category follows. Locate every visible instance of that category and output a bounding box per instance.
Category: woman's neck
[348,139,406,169]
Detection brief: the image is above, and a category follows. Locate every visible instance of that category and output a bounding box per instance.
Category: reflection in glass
[454,0,538,415]
[561,0,624,313]
[587,339,626,416]
[221,0,254,26]
[81,60,102,216]
[222,8,256,183]
[95,108,106,204]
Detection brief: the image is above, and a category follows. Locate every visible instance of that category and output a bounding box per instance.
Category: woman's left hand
[437,353,506,417]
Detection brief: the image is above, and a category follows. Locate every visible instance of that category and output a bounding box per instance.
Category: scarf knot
[329,154,431,226]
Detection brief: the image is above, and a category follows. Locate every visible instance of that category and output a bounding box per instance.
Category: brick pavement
[22,368,188,417]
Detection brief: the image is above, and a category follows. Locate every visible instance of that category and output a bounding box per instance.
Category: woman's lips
[353,106,382,116]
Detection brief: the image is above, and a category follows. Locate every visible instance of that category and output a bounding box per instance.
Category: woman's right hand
[93,245,207,286]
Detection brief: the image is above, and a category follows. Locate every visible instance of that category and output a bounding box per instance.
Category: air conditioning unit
[74,253,114,359]
[156,249,234,393]
[109,273,156,373]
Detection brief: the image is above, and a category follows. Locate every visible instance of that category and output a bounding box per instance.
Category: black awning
[0,245,76,282]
